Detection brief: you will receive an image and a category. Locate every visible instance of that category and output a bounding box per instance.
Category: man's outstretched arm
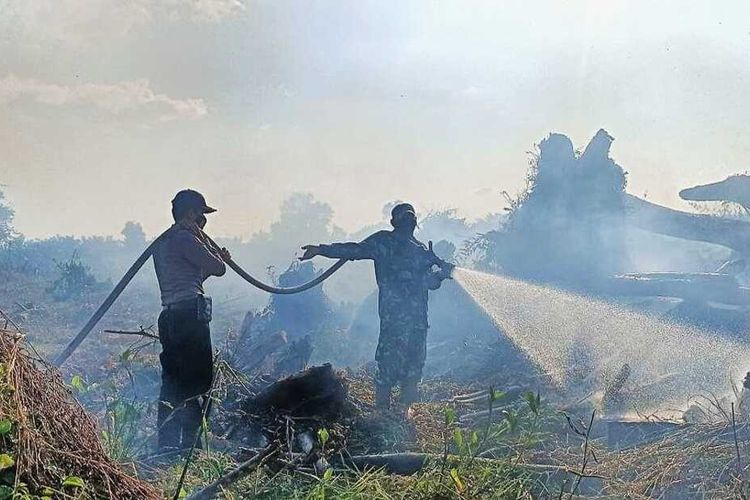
[300,232,383,262]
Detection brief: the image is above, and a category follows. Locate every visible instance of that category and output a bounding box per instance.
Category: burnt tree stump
[242,363,347,420]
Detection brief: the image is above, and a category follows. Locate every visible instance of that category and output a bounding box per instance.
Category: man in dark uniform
[153,189,230,453]
[300,203,453,409]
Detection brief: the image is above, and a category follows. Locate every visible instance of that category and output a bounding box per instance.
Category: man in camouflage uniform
[300,203,453,409]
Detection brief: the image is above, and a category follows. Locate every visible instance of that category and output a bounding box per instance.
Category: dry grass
[592,423,750,498]
[6,323,747,499]
[0,328,159,499]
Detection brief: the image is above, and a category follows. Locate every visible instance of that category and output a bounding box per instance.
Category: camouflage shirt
[318,230,446,329]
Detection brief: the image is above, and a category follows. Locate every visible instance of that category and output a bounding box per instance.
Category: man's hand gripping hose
[53,227,346,367]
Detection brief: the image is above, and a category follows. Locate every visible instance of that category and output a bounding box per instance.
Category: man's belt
[163,296,213,323]
[163,297,200,311]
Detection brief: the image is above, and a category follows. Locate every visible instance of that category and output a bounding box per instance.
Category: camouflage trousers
[374,324,428,389]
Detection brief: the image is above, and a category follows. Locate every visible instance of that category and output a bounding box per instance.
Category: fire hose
[53,227,346,367]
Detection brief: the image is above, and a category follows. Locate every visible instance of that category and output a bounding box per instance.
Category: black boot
[181,397,205,453]
[375,384,392,410]
[157,398,182,454]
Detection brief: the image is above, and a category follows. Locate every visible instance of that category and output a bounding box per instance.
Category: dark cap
[172,189,217,214]
[391,203,416,220]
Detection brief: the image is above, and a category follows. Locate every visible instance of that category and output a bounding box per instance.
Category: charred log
[606,272,750,305]
[241,364,347,420]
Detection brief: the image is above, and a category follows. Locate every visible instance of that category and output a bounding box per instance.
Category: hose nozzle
[427,240,455,279]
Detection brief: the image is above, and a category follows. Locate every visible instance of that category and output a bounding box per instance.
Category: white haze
[2,0,750,239]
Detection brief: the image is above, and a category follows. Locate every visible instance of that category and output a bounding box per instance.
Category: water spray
[452,268,750,416]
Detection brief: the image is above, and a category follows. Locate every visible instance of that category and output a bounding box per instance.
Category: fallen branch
[336,452,605,478]
[453,386,523,405]
[0,309,22,332]
[458,402,519,425]
[186,444,278,500]
[343,453,428,475]
[625,193,750,253]
[104,327,159,341]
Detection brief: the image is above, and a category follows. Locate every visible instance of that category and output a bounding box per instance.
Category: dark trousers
[157,306,213,452]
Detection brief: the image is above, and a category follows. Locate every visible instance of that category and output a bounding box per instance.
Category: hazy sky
[2,0,750,239]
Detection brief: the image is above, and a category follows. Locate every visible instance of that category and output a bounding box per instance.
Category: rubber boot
[181,398,204,454]
[375,384,391,410]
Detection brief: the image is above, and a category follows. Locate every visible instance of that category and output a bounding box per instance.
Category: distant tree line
[0,187,502,306]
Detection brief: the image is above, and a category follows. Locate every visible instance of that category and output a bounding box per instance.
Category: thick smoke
[479,129,628,288]
[2,128,750,376]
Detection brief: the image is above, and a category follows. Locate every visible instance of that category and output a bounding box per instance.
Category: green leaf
[323,468,333,481]
[62,476,85,489]
[444,406,456,426]
[503,409,519,431]
[452,428,464,450]
[317,427,330,447]
[39,486,55,500]
[178,488,187,498]
[470,430,479,447]
[0,420,11,436]
[119,349,134,363]
[0,485,13,499]
[70,375,86,393]
[491,390,505,402]
[524,392,541,414]
[450,468,465,493]
[0,454,13,471]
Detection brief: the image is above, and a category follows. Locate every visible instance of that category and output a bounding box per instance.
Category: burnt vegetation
[3,131,750,498]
